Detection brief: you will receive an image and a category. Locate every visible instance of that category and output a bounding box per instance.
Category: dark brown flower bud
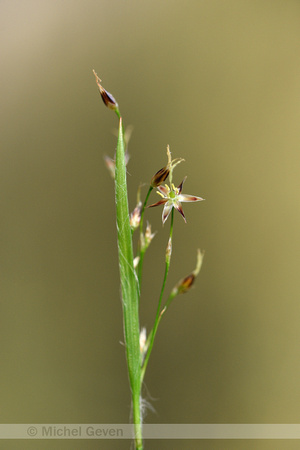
[150,145,185,187]
[170,249,204,297]
[177,274,195,294]
[93,70,118,111]
[150,166,170,187]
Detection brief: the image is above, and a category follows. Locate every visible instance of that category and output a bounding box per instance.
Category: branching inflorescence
[93,70,205,450]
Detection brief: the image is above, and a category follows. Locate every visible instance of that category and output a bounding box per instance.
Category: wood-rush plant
[93,71,205,449]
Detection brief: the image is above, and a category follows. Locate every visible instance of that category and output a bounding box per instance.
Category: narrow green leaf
[115,118,142,447]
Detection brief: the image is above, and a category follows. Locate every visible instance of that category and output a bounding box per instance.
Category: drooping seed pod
[93,70,118,111]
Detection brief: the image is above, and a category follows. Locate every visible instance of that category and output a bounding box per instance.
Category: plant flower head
[172,249,204,295]
[150,145,184,187]
[148,176,204,224]
[130,201,142,231]
[93,70,119,112]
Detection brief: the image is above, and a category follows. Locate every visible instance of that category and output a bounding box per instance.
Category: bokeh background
[1,1,300,449]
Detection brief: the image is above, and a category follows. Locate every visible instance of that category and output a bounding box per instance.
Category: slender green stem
[144,290,176,349]
[115,108,126,138]
[115,117,142,449]
[162,290,177,313]
[141,208,174,382]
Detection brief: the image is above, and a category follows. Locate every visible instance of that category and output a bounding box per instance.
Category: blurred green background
[1,1,300,449]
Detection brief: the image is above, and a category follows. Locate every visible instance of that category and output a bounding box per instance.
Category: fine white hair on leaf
[129,394,156,428]
[140,396,156,422]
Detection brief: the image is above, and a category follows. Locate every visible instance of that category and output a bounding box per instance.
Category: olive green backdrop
[1,1,300,449]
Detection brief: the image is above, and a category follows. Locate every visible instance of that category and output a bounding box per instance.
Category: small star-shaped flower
[148,177,204,224]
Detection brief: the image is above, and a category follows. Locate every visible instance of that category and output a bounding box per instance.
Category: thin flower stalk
[141,249,204,378]
[161,248,204,315]
[141,208,174,383]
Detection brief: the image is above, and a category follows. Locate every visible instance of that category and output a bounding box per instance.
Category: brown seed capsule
[150,145,185,188]
[93,70,118,111]
[150,166,170,187]
[177,274,195,294]
[170,249,204,297]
